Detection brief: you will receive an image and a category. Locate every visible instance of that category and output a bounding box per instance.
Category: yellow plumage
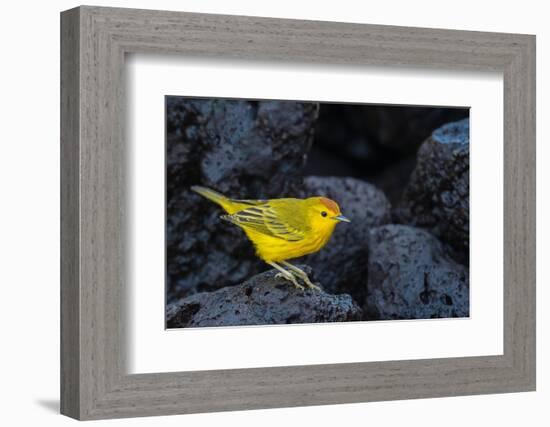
[191,185,350,290]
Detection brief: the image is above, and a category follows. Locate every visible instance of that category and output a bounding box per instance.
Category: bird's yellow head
[307,197,350,234]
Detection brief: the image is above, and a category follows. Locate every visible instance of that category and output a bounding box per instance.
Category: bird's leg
[281,261,320,291]
[267,261,304,290]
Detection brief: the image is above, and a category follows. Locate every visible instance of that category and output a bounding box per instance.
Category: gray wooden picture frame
[60,5,536,420]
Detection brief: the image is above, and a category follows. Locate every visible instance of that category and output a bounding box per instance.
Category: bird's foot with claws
[302,277,321,291]
[292,272,320,291]
[275,272,305,290]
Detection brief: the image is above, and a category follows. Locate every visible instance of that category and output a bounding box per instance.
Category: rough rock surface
[298,176,391,303]
[394,118,469,264]
[166,97,319,301]
[365,225,469,320]
[166,266,363,328]
[369,155,417,205]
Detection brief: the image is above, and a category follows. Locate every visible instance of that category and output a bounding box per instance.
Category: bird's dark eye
[321,211,328,217]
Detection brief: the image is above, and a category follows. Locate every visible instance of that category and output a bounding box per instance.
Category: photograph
[165,96,470,328]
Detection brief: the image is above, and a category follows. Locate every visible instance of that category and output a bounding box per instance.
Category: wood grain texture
[60,7,80,419]
[60,5,536,420]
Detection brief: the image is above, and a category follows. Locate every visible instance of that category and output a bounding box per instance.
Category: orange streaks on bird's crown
[319,197,340,214]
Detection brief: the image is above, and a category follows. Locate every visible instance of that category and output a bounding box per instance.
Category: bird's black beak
[333,214,351,223]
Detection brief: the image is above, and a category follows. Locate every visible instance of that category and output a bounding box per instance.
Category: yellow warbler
[191,185,350,290]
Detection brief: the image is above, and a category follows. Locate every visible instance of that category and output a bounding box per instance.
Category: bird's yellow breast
[243,226,334,262]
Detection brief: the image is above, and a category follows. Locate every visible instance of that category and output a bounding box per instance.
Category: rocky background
[166,97,469,328]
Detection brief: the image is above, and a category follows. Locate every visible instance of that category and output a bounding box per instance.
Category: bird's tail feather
[191,185,240,214]
[191,185,228,205]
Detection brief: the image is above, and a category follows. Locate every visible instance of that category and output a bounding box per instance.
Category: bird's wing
[223,202,308,242]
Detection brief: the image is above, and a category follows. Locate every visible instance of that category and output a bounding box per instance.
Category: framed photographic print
[60,5,536,420]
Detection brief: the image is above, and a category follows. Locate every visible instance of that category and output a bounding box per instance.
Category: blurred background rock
[165,96,470,326]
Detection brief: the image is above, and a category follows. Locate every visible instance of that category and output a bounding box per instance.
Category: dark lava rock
[394,118,469,264]
[369,155,417,205]
[166,98,319,301]
[298,176,391,304]
[166,266,362,328]
[365,225,469,320]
